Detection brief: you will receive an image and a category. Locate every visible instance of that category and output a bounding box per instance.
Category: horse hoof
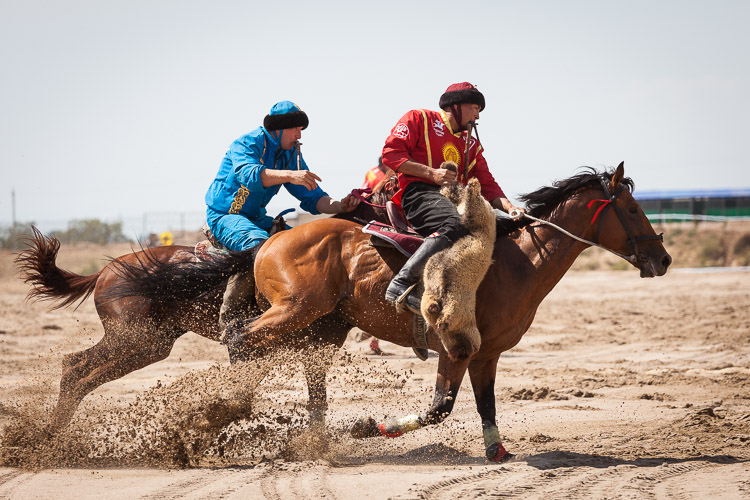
[224,329,257,364]
[350,417,381,439]
[486,442,514,463]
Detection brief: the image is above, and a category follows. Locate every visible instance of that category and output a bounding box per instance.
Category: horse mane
[369,174,399,207]
[495,166,635,237]
[520,166,633,218]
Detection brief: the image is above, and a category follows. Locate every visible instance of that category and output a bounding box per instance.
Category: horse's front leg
[351,353,469,438]
[468,355,513,462]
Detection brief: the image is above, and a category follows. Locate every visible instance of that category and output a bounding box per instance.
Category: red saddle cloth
[362,221,424,256]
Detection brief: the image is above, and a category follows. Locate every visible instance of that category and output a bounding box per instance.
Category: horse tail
[15,227,102,310]
[102,247,254,304]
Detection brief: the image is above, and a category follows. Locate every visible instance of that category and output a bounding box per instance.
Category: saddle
[195,209,294,261]
[362,201,424,256]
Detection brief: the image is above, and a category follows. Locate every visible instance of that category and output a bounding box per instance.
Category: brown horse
[100,162,670,462]
[20,163,670,462]
[16,181,395,433]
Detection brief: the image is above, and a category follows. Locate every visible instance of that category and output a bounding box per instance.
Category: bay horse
[15,179,395,434]
[19,163,670,462]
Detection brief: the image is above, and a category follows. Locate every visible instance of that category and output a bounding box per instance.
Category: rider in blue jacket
[206,100,359,336]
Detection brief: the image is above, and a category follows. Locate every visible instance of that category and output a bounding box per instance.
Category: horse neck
[498,195,594,302]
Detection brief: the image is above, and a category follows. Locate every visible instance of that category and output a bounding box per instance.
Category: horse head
[581,162,672,277]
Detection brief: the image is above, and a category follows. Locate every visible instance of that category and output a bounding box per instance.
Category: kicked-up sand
[0,246,748,499]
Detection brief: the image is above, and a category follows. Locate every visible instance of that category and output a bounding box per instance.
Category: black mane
[495,167,635,236]
[521,166,634,217]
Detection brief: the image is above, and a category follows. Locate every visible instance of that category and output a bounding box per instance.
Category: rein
[350,188,387,209]
[349,177,398,209]
[519,212,638,264]
[514,178,663,265]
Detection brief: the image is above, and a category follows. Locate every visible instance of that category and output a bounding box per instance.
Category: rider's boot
[218,269,256,342]
[218,242,264,345]
[385,234,452,315]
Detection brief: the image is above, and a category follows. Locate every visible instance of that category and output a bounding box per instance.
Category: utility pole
[11,188,16,226]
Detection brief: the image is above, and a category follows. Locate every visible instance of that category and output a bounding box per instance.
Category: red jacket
[381,109,505,205]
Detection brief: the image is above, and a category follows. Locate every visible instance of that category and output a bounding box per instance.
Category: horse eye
[629,206,638,214]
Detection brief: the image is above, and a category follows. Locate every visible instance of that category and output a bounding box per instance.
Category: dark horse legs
[350,353,512,462]
[468,355,513,462]
[350,354,470,437]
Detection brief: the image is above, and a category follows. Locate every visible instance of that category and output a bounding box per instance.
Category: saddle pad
[362,222,424,256]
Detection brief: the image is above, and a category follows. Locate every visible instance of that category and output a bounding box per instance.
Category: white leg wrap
[483,425,501,448]
[395,414,421,433]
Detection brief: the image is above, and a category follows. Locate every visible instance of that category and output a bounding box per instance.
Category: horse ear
[612,162,625,188]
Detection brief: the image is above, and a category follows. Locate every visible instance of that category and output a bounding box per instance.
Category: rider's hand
[287,170,322,191]
[508,206,526,221]
[338,194,360,213]
[431,167,457,185]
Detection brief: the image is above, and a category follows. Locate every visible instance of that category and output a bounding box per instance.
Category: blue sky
[1,0,748,234]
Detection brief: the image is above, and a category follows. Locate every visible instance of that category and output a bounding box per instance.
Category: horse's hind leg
[50,320,183,432]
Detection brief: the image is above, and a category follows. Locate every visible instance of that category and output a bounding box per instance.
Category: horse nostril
[662,254,672,269]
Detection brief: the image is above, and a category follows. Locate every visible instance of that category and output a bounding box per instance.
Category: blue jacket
[205,127,328,221]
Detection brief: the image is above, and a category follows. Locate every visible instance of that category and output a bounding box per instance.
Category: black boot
[219,242,265,344]
[385,234,452,314]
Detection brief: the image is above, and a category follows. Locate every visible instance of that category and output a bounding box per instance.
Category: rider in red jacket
[381,82,525,313]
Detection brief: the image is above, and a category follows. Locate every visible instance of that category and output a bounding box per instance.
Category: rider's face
[280,127,303,150]
[459,103,481,127]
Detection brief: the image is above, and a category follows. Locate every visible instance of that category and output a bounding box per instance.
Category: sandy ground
[0,247,749,499]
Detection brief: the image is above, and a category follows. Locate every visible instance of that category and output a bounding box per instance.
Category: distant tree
[51,219,131,245]
[0,222,36,250]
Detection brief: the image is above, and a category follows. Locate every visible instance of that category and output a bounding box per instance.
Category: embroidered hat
[438,82,485,111]
[263,101,309,131]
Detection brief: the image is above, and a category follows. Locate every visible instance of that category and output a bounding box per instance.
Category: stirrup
[412,347,428,361]
[394,282,420,314]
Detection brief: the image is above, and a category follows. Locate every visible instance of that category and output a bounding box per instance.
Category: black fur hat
[263,101,309,131]
[439,82,485,111]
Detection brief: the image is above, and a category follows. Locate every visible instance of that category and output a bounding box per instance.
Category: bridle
[517,177,663,265]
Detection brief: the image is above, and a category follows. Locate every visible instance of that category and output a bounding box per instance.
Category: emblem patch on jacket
[442,143,461,165]
[393,123,409,139]
[229,185,250,214]
[432,119,445,137]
